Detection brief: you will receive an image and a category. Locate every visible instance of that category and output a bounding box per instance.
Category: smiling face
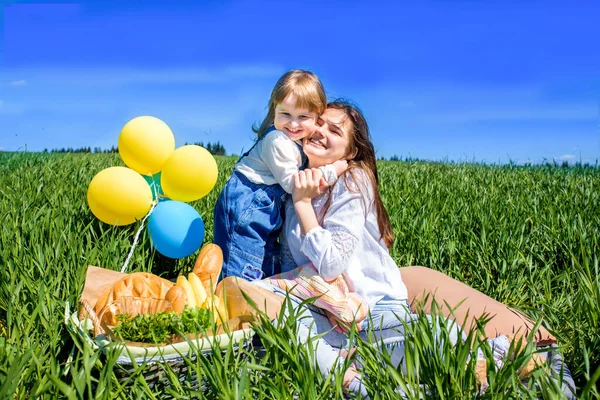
[274,94,319,141]
[302,108,353,167]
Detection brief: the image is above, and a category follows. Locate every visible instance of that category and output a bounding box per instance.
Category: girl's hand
[332,159,348,178]
[293,168,324,203]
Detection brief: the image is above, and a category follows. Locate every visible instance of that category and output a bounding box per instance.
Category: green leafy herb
[112,307,213,344]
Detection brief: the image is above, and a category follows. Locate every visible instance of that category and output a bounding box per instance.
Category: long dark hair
[323,100,394,249]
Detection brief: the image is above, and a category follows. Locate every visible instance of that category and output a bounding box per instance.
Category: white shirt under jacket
[281,168,409,308]
[235,129,337,194]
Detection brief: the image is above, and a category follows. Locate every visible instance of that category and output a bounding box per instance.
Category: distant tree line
[376,154,598,168]
[44,146,118,154]
[184,141,227,156]
[377,154,411,162]
[44,141,227,156]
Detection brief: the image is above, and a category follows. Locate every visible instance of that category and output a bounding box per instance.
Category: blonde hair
[253,70,327,137]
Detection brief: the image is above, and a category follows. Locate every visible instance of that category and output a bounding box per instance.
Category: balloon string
[151,174,160,200]
[121,200,158,273]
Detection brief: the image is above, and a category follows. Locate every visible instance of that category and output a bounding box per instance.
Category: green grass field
[1,152,599,398]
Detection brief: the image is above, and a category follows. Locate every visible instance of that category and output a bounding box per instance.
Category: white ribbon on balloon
[120,176,161,273]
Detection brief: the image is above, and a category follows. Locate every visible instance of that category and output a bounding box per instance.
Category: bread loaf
[94,272,175,325]
[193,244,223,295]
[165,285,187,313]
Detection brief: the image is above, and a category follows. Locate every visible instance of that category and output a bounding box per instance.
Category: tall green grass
[1,152,598,398]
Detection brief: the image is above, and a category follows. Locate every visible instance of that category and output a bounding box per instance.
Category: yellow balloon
[87,167,153,226]
[118,116,175,175]
[161,145,219,202]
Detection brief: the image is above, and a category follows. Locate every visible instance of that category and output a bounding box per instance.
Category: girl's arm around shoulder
[260,130,303,194]
[317,159,348,187]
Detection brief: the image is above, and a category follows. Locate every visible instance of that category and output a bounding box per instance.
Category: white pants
[255,281,464,379]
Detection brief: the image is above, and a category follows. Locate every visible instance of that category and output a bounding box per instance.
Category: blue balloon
[148,200,204,259]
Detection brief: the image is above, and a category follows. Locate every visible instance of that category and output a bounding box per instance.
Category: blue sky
[1,0,599,164]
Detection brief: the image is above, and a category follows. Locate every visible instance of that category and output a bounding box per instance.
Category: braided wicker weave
[76,300,252,390]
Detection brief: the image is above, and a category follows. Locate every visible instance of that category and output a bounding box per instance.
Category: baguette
[176,275,197,308]
[193,244,223,295]
[203,295,228,325]
[94,272,174,325]
[188,272,208,306]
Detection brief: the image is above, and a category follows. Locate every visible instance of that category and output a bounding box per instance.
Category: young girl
[214,70,344,281]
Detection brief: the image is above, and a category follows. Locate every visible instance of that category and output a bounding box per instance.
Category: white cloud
[556,154,577,163]
[428,106,595,123]
[357,83,596,124]
[10,80,27,87]
[1,65,285,87]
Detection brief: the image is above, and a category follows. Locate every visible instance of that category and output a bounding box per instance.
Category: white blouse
[281,168,409,307]
[235,130,337,194]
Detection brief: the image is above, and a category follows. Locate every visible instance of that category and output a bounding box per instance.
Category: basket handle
[79,299,105,337]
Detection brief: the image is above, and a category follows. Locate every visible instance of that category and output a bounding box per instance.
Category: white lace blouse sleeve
[299,172,370,281]
[260,131,301,194]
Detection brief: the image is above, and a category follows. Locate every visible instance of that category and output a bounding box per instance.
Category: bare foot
[341,348,360,388]
[343,366,360,388]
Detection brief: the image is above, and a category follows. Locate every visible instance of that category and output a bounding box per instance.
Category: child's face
[274,94,318,141]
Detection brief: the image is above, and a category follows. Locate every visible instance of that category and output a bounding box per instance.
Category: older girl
[277,100,415,394]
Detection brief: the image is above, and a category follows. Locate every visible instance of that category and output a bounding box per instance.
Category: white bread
[94,272,174,325]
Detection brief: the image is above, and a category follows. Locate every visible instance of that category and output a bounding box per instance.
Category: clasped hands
[292,168,328,204]
[292,160,348,204]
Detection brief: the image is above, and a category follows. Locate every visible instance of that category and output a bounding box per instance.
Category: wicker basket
[110,340,251,390]
[76,299,254,390]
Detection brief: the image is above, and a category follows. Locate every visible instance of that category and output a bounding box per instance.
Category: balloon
[147,200,205,258]
[87,167,153,226]
[143,172,164,201]
[161,145,218,202]
[118,116,175,175]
